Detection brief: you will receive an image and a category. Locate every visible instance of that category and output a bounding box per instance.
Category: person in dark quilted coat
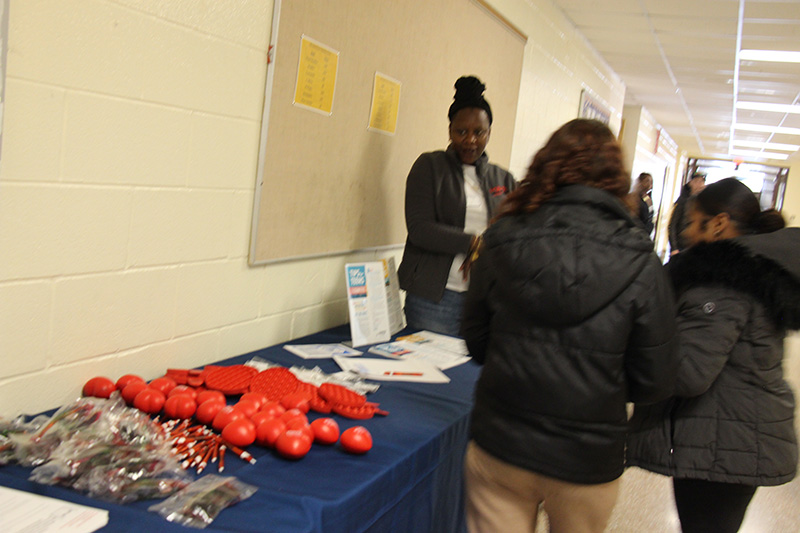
[627,177,800,533]
[462,118,678,533]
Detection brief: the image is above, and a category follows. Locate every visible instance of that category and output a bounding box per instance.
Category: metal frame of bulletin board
[249,0,526,265]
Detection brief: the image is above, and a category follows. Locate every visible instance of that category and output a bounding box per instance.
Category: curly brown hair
[494,119,629,221]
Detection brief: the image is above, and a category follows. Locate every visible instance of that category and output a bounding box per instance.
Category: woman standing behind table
[397,76,516,337]
[627,178,800,533]
[461,119,677,533]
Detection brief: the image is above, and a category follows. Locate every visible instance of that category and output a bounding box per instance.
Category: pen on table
[384,371,423,376]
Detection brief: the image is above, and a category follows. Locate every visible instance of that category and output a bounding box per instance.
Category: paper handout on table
[368,331,471,371]
[333,356,450,383]
[396,330,469,355]
[283,343,363,359]
[0,486,109,533]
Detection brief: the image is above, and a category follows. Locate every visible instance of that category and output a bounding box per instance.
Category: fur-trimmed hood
[668,227,800,331]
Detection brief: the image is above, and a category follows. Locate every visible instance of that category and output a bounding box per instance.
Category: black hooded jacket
[627,228,800,486]
[462,185,677,484]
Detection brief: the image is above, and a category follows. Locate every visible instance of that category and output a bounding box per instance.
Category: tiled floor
[611,333,800,532]
[607,467,800,532]
[540,333,800,532]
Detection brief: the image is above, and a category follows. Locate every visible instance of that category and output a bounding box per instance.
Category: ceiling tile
[549,0,799,163]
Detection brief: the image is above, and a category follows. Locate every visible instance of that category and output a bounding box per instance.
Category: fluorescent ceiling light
[736,101,800,114]
[730,149,789,160]
[734,123,800,135]
[732,140,800,151]
[739,50,800,63]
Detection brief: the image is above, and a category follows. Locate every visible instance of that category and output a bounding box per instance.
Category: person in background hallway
[461,119,677,533]
[668,171,706,254]
[633,172,654,235]
[398,76,516,337]
[627,177,799,533]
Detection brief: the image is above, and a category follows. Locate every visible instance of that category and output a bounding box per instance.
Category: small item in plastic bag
[0,414,50,465]
[148,474,257,529]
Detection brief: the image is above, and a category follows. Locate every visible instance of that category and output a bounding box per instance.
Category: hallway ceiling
[550,0,800,165]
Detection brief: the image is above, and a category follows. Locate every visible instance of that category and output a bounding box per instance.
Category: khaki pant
[464,441,620,533]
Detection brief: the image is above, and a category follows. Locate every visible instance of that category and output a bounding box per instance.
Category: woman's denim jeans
[404,289,465,337]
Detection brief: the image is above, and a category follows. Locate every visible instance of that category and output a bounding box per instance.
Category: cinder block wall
[0,0,634,417]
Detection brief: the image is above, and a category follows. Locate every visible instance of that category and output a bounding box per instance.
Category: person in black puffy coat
[461,118,678,533]
[627,177,800,533]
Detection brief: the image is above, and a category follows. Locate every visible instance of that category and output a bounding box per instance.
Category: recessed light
[739,50,800,63]
[730,149,789,160]
[732,140,800,151]
[734,123,800,135]
[736,102,800,114]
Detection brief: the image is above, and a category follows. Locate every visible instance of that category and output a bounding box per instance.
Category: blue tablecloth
[0,325,482,532]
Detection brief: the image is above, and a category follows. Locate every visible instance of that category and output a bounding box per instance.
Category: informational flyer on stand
[381,257,405,335]
[345,262,392,347]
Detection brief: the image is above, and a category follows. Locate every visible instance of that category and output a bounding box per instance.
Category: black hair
[448,76,493,124]
[693,177,785,235]
[679,173,706,197]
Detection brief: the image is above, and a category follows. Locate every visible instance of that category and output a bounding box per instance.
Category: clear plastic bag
[11,397,108,467]
[0,414,49,465]
[31,439,190,503]
[25,393,190,502]
[148,475,257,529]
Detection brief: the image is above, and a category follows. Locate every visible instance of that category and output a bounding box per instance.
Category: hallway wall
[0,0,626,416]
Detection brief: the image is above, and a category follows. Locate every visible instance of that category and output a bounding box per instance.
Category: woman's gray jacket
[627,228,800,486]
[397,145,515,302]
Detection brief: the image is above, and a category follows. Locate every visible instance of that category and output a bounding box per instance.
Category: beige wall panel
[0,184,132,280]
[0,80,64,181]
[50,269,178,365]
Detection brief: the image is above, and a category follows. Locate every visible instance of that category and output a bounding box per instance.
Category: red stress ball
[115,374,145,392]
[163,394,197,420]
[275,429,313,459]
[121,380,149,405]
[240,392,269,409]
[310,418,340,445]
[259,401,286,419]
[222,418,257,448]
[250,411,276,427]
[196,389,226,406]
[255,418,287,447]
[148,377,177,396]
[280,408,307,425]
[285,418,314,443]
[82,376,116,399]
[133,388,166,414]
[195,398,225,425]
[168,385,198,401]
[233,399,259,419]
[212,405,246,432]
[340,426,372,454]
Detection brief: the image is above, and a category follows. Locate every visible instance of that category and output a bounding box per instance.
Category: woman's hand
[459,234,484,280]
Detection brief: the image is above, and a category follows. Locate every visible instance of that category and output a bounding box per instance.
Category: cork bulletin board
[249,0,525,264]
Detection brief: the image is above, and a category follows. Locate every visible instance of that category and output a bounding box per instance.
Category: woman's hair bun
[448,75,493,124]
[454,76,486,101]
[754,208,786,234]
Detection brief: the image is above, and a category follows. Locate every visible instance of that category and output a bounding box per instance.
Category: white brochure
[345,262,392,347]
